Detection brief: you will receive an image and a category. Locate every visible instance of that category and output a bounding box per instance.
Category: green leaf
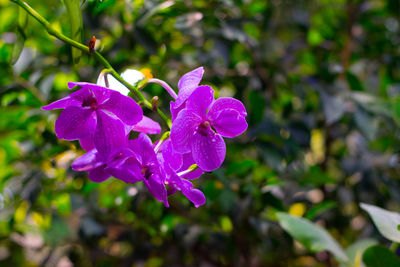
[11,7,28,65]
[362,245,400,267]
[305,201,336,220]
[360,203,400,243]
[277,212,348,262]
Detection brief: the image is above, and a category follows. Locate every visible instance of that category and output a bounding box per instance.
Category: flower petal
[208,97,247,119]
[72,149,103,171]
[190,128,226,171]
[167,174,205,207]
[79,135,95,151]
[99,90,143,126]
[181,153,204,180]
[106,158,142,184]
[55,106,96,140]
[88,165,110,183]
[170,101,185,122]
[175,67,204,108]
[180,182,206,208]
[132,116,161,134]
[94,110,127,156]
[136,133,158,164]
[143,172,169,207]
[162,139,183,171]
[68,82,111,105]
[42,87,91,110]
[170,109,202,153]
[42,96,78,110]
[210,109,248,138]
[187,85,214,118]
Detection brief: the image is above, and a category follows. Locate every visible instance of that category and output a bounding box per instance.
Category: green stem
[391,242,399,253]
[11,0,171,128]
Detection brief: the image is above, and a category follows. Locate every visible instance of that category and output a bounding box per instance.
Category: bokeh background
[1,0,400,266]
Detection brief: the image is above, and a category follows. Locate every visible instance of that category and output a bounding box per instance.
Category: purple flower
[78,115,161,152]
[170,85,247,171]
[129,134,169,207]
[161,139,204,180]
[158,151,206,208]
[42,82,143,155]
[72,149,111,183]
[170,67,204,121]
[72,133,169,207]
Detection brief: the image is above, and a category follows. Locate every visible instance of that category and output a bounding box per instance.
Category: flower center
[141,166,151,179]
[82,97,98,110]
[197,121,210,136]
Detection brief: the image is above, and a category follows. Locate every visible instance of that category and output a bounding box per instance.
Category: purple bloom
[72,133,169,207]
[158,151,206,208]
[161,139,204,180]
[170,85,247,171]
[129,134,169,207]
[42,82,143,155]
[170,67,204,121]
[77,115,161,152]
[131,116,161,134]
[72,149,111,182]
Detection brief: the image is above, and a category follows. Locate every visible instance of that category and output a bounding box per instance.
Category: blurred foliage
[1,0,400,266]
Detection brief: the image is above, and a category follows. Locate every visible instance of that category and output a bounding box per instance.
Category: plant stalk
[11,0,171,128]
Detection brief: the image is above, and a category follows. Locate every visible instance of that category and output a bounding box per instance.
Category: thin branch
[11,0,171,128]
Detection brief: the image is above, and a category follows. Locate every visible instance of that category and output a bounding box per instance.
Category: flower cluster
[42,67,247,207]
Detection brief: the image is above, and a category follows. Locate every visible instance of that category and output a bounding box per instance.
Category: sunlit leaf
[277,212,348,262]
[360,203,400,243]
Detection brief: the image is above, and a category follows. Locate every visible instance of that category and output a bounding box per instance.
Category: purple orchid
[78,115,161,152]
[72,133,169,207]
[159,153,206,208]
[170,67,204,121]
[44,66,247,208]
[42,82,143,155]
[170,85,247,171]
[161,138,204,180]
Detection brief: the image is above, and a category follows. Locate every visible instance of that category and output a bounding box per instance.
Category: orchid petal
[170,101,185,122]
[72,149,103,171]
[143,173,169,207]
[94,110,127,156]
[186,85,214,118]
[79,135,95,151]
[175,67,204,108]
[162,139,183,171]
[208,97,247,119]
[190,128,226,171]
[88,165,110,182]
[99,90,143,126]
[180,180,206,208]
[68,82,111,105]
[55,106,96,140]
[106,158,142,184]
[136,133,157,164]
[42,87,92,110]
[210,109,248,138]
[132,116,161,134]
[170,109,202,153]
[181,153,204,180]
